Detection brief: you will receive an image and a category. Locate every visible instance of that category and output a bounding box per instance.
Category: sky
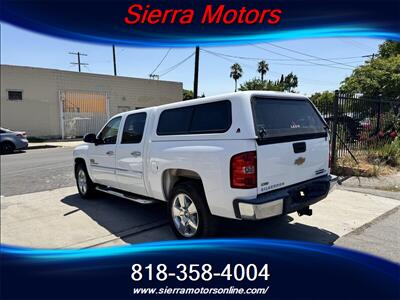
[1,23,384,96]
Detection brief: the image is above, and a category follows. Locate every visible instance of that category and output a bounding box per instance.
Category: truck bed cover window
[252,97,326,142]
[157,100,231,135]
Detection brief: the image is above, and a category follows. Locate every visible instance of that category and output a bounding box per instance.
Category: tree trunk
[261,73,264,82]
[235,79,237,92]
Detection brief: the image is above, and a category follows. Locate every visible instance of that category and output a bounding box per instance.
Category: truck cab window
[97,117,121,144]
[121,112,147,144]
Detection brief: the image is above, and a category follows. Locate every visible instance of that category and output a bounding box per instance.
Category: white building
[0,65,183,138]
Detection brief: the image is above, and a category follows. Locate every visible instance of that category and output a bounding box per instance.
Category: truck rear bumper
[233,174,336,220]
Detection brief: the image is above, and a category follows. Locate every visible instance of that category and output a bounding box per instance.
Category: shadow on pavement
[0,150,26,156]
[62,192,339,246]
[217,217,339,245]
[61,192,169,246]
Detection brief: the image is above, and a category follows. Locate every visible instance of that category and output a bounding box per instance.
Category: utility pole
[69,52,88,72]
[112,45,117,76]
[362,53,376,60]
[193,46,200,98]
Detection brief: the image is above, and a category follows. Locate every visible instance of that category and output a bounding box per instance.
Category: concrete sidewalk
[1,187,399,262]
[339,172,400,200]
[28,140,84,149]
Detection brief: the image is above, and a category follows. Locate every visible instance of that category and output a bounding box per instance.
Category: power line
[201,49,255,69]
[252,45,354,71]
[201,49,339,86]
[202,49,260,61]
[201,49,366,62]
[202,49,364,67]
[203,45,348,75]
[69,52,88,72]
[158,53,195,77]
[337,38,375,52]
[149,48,172,77]
[265,43,357,68]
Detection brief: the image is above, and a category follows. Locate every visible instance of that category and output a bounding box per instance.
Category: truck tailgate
[256,137,329,194]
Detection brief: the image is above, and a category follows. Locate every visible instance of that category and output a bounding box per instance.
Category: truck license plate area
[289,181,330,203]
[292,187,310,203]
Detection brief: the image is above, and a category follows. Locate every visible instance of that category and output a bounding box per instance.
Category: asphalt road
[335,206,400,262]
[1,148,75,196]
[1,147,399,262]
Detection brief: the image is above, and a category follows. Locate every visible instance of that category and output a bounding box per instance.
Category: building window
[8,90,23,101]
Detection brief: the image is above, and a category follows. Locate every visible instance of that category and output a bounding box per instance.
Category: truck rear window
[157,100,231,135]
[252,97,326,140]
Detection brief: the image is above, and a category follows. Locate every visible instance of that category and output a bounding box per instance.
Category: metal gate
[59,90,109,139]
[313,91,399,168]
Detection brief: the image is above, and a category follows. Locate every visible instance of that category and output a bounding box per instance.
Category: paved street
[1,148,75,196]
[1,148,399,263]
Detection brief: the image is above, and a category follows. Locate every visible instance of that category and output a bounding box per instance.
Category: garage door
[60,90,109,138]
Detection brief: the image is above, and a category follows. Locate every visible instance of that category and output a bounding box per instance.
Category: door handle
[131,151,141,157]
[106,151,114,156]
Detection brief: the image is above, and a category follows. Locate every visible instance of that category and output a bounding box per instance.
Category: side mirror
[83,133,97,143]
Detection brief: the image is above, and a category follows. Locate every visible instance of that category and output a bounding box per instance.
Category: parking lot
[1,147,399,262]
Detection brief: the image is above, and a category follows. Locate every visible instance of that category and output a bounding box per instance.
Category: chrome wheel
[172,193,199,237]
[77,169,88,195]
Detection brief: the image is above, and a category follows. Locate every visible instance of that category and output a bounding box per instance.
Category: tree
[310,91,335,112]
[239,78,283,91]
[310,91,335,105]
[230,63,243,92]
[257,60,269,82]
[378,40,400,58]
[283,72,298,92]
[239,78,268,91]
[340,40,400,98]
[183,89,194,100]
[238,72,300,92]
[183,89,205,100]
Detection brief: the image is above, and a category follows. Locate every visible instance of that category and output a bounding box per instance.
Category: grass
[334,138,400,177]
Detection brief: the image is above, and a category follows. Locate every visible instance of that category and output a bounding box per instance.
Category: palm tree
[257,60,269,82]
[230,63,243,92]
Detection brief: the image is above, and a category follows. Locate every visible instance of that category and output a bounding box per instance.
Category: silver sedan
[0,127,29,154]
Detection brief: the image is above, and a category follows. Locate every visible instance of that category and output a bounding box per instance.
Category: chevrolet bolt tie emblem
[294,157,306,165]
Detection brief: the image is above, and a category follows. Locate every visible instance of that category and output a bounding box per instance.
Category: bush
[367,137,400,167]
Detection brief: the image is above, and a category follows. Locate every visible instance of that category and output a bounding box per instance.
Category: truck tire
[169,181,216,239]
[1,141,15,154]
[75,162,96,199]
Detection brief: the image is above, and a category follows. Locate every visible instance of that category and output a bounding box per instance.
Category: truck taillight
[230,151,257,189]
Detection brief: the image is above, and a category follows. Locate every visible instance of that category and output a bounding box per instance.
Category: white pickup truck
[73,91,336,239]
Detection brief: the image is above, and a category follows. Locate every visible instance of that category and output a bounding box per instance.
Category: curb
[27,145,60,150]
